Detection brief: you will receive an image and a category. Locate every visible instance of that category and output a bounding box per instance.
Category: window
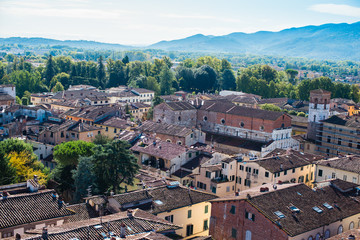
[114,128,117,133]
[230,205,236,214]
[226,186,230,192]
[332,172,336,178]
[324,229,330,239]
[349,221,355,230]
[188,153,192,158]
[203,219,209,231]
[274,211,285,219]
[232,228,237,238]
[353,177,357,183]
[165,215,173,223]
[265,172,269,178]
[61,132,64,138]
[105,127,108,132]
[284,170,287,175]
[178,116,181,121]
[244,179,251,187]
[253,169,258,175]
[240,165,244,171]
[212,186,216,194]
[327,136,331,143]
[245,230,252,240]
[188,210,192,218]
[337,225,343,234]
[343,175,347,181]
[338,138,342,145]
[308,236,313,240]
[186,224,193,236]
[301,166,304,171]
[318,169,323,177]
[349,140,353,148]
[240,122,245,128]
[221,118,225,124]
[260,125,264,131]
[245,167,252,173]
[205,205,209,214]
[205,171,211,178]
[203,116,208,121]
[245,211,255,221]
[292,168,296,173]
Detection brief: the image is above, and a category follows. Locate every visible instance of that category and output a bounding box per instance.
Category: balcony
[211,176,229,183]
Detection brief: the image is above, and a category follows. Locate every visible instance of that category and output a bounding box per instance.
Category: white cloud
[309,4,360,17]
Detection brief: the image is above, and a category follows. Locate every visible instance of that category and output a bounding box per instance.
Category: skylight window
[297,192,302,196]
[274,211,285,219]
[323,203,333,209]
[312,206,323,213]
[289,206,300,212]
[154,200,163,205]
[94,225,103,229]
[127,226,133,232]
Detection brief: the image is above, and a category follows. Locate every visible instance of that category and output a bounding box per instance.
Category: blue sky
[0,0,359,45]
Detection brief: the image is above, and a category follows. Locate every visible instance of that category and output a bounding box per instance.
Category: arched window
[337,225,343,234]
[178,116,181,121]
[203,116,208,121]
[313,115,316,122]
[315,233,321,240]
[221,119,225,124]
[260,125,264,131]
[349,221,355,230]
[281,123,285,128]
[245,230,252,240]
[308,236,313,240]
[324,229,330,239]
[240,122,245,128]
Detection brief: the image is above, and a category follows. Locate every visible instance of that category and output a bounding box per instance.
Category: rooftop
[137,120,194,138]
[322,115,360,128]
[23,209,179,240]
[97,116,133,129]
[200,100,285,121]
[310,89,332,95]
[0,190,74,230]
[316,155,360,175]
[88,185,217,214]
[131,138,188,160]
[161,101,196,111]
[65,105,119,121]
[51,89,106,100]
[214,182,360,237]
[254,149,323,173]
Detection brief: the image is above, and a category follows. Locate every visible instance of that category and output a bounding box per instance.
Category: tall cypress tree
[45,55,56,85]
[97,56,106,89]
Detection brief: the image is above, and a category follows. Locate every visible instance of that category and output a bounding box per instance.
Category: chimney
[127,209,133,218]
[120,223,126,238]
[58,197,63,209]
[34,175,38,183]
[42,227,48,240]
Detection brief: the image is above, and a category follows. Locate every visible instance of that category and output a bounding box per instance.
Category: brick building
[154,100,299,157]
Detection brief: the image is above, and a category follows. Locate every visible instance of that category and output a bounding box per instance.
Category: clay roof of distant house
[130,139,188,160]
[316,155,360,174]
[118,130,141,143]
[254,150,323,173]
[310,89,331,94]
[328,228,360,240]
[224,94,259,104]
[92,185,217,214]
[162,101,196,111]
[50,99,89,108]
[258,98,289,106]
[0,190,74,229]
[51,89,107,100]
[131,88,155,94]
[290,115,308,123]
[213,182,360,237]
[68,122,102,132]
[200,100,285,121]
[0,92,15,101]
[322,115,360,128]
[64,203,99,223]
[172,169,193,178]
[97,117,133,129]
[160,95,182,101]
[181,153,212,170]
[137,120,193,138]
[129,102,150,109]
[65,105,119,121]
[23,209,179,240]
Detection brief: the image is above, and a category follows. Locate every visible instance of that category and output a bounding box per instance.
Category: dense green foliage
[0,53,359,102]
[52,139,139,202]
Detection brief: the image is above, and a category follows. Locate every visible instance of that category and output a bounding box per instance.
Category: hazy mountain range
[1,21,360,61]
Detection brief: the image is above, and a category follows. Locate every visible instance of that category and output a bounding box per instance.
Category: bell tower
[307,89,331,140]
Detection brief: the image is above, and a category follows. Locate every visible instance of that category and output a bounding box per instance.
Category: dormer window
[312,206,323,213]
[274,211,285,219]
[289,206,300,213]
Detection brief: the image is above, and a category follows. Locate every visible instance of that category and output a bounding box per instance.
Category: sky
[0,0,360,45]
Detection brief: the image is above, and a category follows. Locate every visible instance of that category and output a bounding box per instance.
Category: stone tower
[307,89,331,140]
